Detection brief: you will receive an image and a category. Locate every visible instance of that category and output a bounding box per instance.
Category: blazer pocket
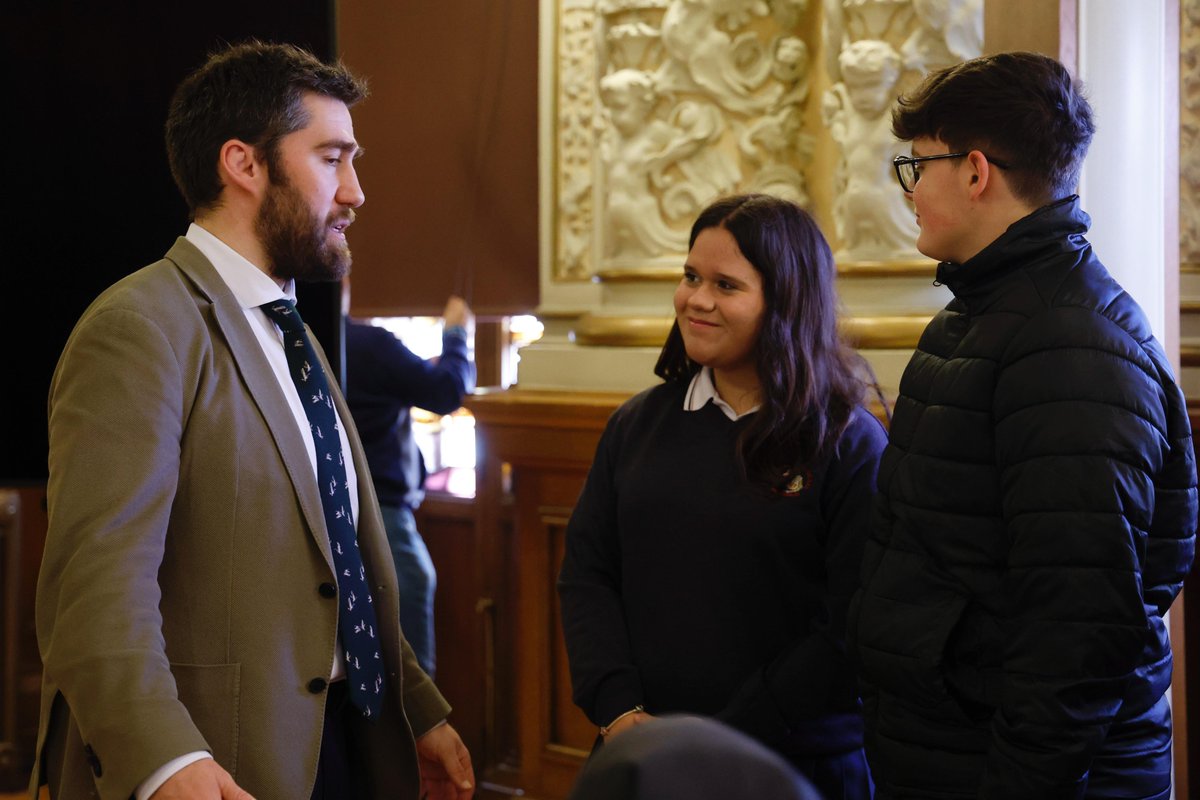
[170,662,241,776]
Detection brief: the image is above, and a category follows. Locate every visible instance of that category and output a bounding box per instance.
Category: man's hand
[150,759,254,800]
[442,296,472,330]
[416,723,475,800]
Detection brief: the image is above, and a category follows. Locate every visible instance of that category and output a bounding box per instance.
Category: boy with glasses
[848,51,1196,799]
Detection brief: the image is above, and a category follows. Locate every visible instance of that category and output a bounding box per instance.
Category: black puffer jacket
[848,197,1197,800]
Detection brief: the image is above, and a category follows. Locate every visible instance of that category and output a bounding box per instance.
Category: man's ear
[965,149,992,200]
[218,139,267,197]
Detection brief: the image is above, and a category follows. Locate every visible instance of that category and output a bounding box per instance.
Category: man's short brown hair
[165,39,368,216]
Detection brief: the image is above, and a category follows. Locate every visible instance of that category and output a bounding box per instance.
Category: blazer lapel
[163,237,335,568]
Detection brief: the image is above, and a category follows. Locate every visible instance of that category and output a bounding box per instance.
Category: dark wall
[338,1,540,319]
[3,2,342,483]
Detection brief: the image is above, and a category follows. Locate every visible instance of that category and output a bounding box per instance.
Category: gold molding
[841,315,932,348]
[1182,262,1200,274]
[572,313,933,349]
[536,308,592,320]
[594,268,681,283]
[575,315,673,346]
[595,260,940,282]
[1181,301,1200,314]
[836,258,938,277]
[1182,346,1200,367]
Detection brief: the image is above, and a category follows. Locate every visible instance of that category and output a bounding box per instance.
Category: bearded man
[31,40,474,800]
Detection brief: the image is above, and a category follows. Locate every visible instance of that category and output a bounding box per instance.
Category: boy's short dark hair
[165,39,368,215]
[892,51,1095,206]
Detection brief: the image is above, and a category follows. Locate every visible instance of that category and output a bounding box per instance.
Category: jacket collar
[935,195,1091,299]
[163,236,339,568]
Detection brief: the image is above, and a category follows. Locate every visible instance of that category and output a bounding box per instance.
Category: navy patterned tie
[261,299,385,719]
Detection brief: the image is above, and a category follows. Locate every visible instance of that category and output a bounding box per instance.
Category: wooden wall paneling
[337,2,540,318]
[1182,404,1200,799]
[472,407,521,795]
[413,494,485,763]
[474,320,510,390]
[1176,563,1195,800]
[0,490,21,789]
[468,390,629,799]
[547,515,598,754]
[0,488,48,791]
[514,473,587,800]
[983,0,1076,66]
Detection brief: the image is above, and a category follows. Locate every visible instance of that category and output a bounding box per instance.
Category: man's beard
[256,175,354,283]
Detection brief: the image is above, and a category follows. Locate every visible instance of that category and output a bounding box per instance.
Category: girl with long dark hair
[558,194,886,799]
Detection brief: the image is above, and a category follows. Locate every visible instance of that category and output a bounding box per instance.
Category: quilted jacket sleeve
[983,304,1197,798]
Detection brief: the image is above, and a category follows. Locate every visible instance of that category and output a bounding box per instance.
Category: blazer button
[318,582,337,598]
[308,677,328,694]
[84,743,102,777]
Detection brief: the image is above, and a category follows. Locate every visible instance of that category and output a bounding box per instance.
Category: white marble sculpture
[817,0,983,263]
[657,0,782,114]
[737,35,812,205]
[582,0,812,268]
[599,68,742,261]
[901,0,983,73]
[823,39,920,261]
[555,3,601,278]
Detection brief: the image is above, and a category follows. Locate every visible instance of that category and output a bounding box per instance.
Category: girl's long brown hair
[655,194,874,486]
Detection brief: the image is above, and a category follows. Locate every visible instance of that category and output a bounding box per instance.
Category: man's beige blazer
[31,238,451,800]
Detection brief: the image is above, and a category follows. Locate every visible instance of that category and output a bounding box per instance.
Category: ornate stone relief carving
[1183,0,1199,264]
[546,0,982,276]
[902,0,984,73]
[555,1,601,280]
[552,0,816,279]
[821,0,981,263]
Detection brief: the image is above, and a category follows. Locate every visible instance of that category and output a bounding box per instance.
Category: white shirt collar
[185,222,296,307]
[683,366,759,421]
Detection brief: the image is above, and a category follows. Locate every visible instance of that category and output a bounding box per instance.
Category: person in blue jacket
[848,51,1197,799]
[558,194,888,800]
[346,295,475,677]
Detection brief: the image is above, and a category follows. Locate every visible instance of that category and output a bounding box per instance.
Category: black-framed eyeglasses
[892,152,1012,193]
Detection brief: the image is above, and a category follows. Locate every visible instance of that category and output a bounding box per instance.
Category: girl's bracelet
[599,705,645,737]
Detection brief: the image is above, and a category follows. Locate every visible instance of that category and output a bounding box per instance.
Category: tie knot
[261,299,305,334]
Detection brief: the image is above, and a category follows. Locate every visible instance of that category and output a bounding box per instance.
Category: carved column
[1185,1,1200,271]
[1177,4,1200,796]
[1182,0,1200,399]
